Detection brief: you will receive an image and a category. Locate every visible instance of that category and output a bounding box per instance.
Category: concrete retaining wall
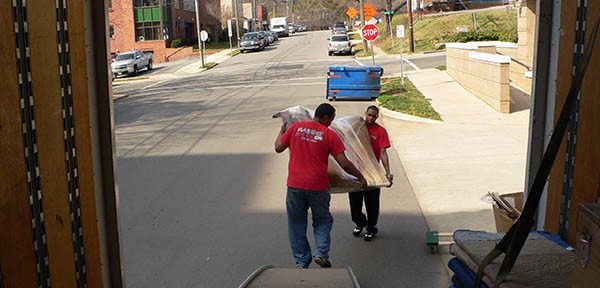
[447,43,511,113]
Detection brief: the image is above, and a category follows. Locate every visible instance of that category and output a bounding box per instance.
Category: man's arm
[274,124,288,153]
[380,148,393,187]
[333,152,367,188]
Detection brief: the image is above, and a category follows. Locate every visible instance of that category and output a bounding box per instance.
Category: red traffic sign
[361,24,379,41]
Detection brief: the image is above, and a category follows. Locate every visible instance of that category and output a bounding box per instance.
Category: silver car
[328,35,351,56]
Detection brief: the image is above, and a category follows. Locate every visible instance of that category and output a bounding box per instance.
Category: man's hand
[358,175,368,189]
[274,123,289,153]
[386,174,394,188]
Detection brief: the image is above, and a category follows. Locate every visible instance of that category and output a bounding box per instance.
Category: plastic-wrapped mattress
[273,106,390,193]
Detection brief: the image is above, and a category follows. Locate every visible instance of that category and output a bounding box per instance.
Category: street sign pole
[370,40,375,65]
[362,23,378,64]
[194,0,204,66]
[227,19,233,53]
[397,25,405,86]
[400,39,404,86]
[200,30,208,67]
[202,40,206,66]
[388,14,395,50]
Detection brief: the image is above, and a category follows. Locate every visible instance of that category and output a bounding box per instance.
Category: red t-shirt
[367,123,391,162]
[280,120,345,191]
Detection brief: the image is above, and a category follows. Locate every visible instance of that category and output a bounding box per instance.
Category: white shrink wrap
[274,106,391,193]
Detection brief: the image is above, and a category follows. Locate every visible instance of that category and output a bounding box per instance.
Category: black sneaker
[352,226,364,237]
[313,256,332,268]
[364,227,378,241]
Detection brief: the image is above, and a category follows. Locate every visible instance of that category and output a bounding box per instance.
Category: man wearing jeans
[349,105,393,241]
[275,103,367,269]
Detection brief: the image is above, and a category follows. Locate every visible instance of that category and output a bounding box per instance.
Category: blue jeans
[286,187,333,268]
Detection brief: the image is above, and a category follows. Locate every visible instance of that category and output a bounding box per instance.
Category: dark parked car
[240,33,265,53]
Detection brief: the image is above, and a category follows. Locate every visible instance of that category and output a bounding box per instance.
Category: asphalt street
[114,30,450,287]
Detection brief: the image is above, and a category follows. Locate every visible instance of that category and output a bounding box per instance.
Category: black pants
[348,188,380,233]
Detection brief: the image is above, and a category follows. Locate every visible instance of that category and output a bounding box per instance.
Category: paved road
[114,30,449,287]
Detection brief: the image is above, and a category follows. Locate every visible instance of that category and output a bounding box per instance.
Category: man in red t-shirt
[349,105,393,241]
[275,103,367,269]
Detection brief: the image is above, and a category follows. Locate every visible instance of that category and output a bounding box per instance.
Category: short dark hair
[366,105,379,113]
[315,103,336,118]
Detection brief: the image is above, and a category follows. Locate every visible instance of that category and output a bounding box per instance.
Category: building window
[173,0,180,9]
[134,0,162,42]
[134,0,160,7]
[136,21,161,41]
[109,24,115,38]
[183,0,195,11]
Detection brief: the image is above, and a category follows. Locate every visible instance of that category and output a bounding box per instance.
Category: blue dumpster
[326,65,383,101]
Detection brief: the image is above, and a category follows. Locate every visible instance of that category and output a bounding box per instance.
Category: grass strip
[378,77,442,121]
[201,62,218,69]
[113,76,149,82]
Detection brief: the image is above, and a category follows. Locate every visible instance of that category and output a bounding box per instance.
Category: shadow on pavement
[116,152,451,288]
[510,85,531,113]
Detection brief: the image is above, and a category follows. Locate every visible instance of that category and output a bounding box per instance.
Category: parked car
[288,25,296,34]
[258,31,274,45]
[111,50,153,77]
[240,33,264,53]
[332,26,347,35]
[267,30,279,41]
[328,34,352,56]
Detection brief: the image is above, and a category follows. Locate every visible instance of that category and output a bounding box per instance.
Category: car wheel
[328,51,332,56]
[147,61,153,70]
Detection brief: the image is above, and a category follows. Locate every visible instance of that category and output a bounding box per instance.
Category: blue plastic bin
[326,65,383,100]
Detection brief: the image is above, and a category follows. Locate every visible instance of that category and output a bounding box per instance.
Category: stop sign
[361,24,379,41]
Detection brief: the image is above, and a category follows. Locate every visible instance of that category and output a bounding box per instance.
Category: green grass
[348,32,362,41]
[113,76,149,82]
[193,41,234,54]
[378,77,442,121]
[201,62,218,69]
[352,44,374,57]
[435,65,447,70]
[376,9,517,54]
[228,49,240,56]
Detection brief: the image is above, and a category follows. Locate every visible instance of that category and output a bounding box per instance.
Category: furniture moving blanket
[449,230,574,287]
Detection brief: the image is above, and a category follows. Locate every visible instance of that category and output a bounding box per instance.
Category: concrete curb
[378,104,444,124]
[176,49,234,74]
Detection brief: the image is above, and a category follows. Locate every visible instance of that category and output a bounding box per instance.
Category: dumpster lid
[328,65,383,72]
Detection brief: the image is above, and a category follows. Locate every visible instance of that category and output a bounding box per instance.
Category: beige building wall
[510,0,536,94]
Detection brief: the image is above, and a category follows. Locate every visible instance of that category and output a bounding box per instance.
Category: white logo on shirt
[295,127,324,143]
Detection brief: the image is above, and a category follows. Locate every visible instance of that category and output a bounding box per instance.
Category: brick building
[109,0,222,63]
[242,3,269,31]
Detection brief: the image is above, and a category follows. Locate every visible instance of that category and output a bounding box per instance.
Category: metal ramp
[238,265,361,288]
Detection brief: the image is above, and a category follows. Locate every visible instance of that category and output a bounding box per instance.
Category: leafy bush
[450,29,517,43]
[170,38,184,48]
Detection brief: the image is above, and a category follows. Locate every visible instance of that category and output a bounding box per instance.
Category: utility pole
[359,0,367,52]
[194,0,204,67]
[290,0,293,24]
[272,0,276,17]
[407,0,414,52]
[233,0,240,49]
[387,0,394,50]
[252,0,257,31]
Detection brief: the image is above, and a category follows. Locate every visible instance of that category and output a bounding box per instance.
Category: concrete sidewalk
[381,69,530,234]
[175,48,234,75]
